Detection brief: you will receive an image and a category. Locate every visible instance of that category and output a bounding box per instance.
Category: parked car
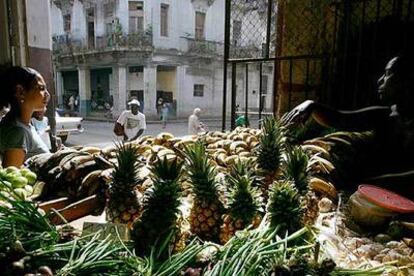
[55,112,84,143]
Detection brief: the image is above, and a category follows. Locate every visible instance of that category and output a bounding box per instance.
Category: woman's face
[24,74,50,112]
[377,57,403,104]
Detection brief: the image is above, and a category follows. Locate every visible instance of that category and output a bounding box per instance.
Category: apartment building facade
[51,0,274,119]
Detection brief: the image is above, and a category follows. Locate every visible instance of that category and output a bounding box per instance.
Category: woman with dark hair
[0,67,50,167]
[283,54,414,192]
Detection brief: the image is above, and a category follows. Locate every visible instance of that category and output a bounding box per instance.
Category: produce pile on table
[0,166,43,204]
[0,117,412,275]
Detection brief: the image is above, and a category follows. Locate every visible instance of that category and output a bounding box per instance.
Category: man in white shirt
[116,99,146,141]
[188,107,205,135]
[31,111,51,149]
[68,95,75,111]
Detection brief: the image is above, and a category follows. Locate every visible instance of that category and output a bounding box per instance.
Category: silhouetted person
[283,54,414,195]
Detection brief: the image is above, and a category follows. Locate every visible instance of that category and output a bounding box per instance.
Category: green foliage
[132,157,184,256]
[257,117,285,173]
[283,146,310,194]
[111,142,141,193]
[267,180,304,234]
[184,141,220,201]
[226,162,262,224]
[0,184,59,253]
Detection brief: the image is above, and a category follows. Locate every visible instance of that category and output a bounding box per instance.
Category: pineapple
[185,142,224,242]
[302,191,320,226]
[257,117,285,195]
[267,180,304,234]
[283,146,309,194]
[132,156,184,256]
[106,143,142,227]
[220,161,262,244]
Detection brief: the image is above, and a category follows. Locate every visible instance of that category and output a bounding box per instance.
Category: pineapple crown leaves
[257,117,286,172]
[228,159,254,180]
[149,156,184,184]
[283,146,310,195]
[139,157,184,227]
[266,180,304,233]
[183,141,221,200]
[226,174,262,224]
[111,142,141,191]
[229,159,264,188]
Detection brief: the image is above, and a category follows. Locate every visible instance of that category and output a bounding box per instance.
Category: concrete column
[56,71,64,107]
[112,65,128,116]
[175,65,186,118]
[143,65,157,117]
[78,67,91,116]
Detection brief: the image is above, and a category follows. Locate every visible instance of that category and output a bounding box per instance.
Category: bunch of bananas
[27,147,113,200]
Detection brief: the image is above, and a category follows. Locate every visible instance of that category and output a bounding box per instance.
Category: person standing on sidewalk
[115,99,146,141]
[188,107,205,135]
[68,95,75,111]
[156,97,164,118]
[160,103,169,129]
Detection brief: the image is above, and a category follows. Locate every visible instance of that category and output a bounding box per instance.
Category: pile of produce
[0,166,42,203]
[0,116,411,275]
[0,192,400,275]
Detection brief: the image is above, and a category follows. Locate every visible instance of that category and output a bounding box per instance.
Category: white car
[55,112,84,143]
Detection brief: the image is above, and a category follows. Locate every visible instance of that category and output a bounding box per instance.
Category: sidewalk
[85,114,224,124]
[85,113,269,128]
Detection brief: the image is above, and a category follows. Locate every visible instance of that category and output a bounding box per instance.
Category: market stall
[0,117,413,275]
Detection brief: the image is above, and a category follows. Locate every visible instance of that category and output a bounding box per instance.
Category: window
[129,1,144,33]
[232,20,242,46]
[104,3,114,18]
[87,22,95,48]
[261,75,268,94]
[160,4,169,37]
[129,66,143,73]
[63,14,71,32]
[195,12,206,40]
[129,17,144,33]
[193,84,204,97]
[87,8,95,48]
[104,2,115,36]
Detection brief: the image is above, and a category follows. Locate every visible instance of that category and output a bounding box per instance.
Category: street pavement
[65,119,224,148]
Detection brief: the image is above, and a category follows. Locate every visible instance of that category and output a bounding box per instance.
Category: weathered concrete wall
[71,0,87,42]
[51,2,64,36]
[26,0,55,101]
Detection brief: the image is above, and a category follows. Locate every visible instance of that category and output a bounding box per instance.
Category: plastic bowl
[349,191,397,227]
[349,185,414,227]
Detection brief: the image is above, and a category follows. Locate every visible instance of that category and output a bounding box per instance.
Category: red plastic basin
[358,185,414,214]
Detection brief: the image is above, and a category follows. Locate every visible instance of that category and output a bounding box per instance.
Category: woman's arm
[283,100,391,131]
[366,170,414,196]
[2,149,26,167]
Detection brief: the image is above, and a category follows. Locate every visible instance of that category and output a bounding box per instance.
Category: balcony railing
[53,32,153,55]
[183,37,224,57]
[230,44,263,59]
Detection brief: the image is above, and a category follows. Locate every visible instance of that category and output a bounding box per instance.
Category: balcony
[230,44,263,59]
[52,32,153,56]
[182,37,224,57]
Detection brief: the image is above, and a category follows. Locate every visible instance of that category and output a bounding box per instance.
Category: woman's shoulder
[0,120,30,150]
[0,120,30,137]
